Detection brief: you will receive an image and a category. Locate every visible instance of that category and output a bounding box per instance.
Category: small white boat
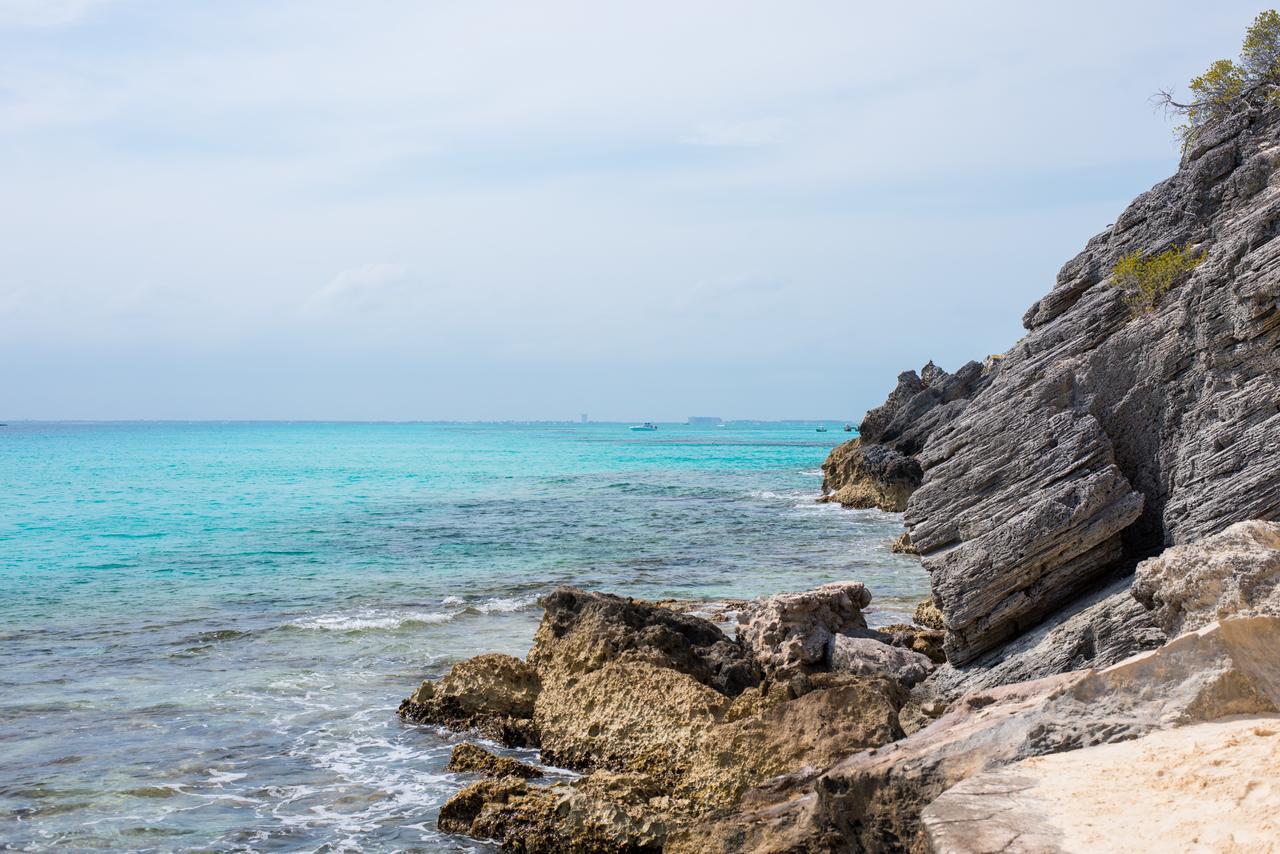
[816,425,828,433]
[630,422,658,432]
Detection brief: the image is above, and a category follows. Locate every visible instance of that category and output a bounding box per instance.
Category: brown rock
[447,742,542,779]
[534,659,731,777]
[675,675,902,812]
[398,653,541,747]
[912,599,944,630]
[672,616,1280,852]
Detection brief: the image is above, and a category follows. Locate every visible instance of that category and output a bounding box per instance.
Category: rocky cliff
[838,100,1280,671]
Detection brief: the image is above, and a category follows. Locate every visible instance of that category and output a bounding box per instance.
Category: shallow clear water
[0,421,925,851]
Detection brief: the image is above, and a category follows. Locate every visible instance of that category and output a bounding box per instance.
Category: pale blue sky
[0,1,1267,420]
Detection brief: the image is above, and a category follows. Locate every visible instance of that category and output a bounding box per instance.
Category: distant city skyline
[1,0,1267,420]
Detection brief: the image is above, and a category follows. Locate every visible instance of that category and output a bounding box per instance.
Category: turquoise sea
[0,421,926,851]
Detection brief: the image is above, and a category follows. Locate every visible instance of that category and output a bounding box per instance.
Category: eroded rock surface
[425,584,908,851]
[1133,519,1280,635]
[674,615,1280,852]
[446,743,543,779]
[819,361,992,513]
[736,581,871,675]
[397,653,541,746]
[819,103,1280,671]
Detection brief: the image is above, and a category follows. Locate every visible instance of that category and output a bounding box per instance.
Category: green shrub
[1110,245,1207,312]
[1163,11,1280,145]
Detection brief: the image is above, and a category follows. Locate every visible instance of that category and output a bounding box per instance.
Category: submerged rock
[446,743,542,779]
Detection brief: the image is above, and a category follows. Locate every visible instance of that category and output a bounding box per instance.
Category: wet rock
[1133,519,1280,636]
[921,715,1280,853]
[736,582,871,675]
[446,743,542,779]
[829,635,934,688]
[818,439,921,512]
[398,653,541,747]
[438,772,673,853]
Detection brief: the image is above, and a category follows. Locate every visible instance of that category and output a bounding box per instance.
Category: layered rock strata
[826,102,1280,673]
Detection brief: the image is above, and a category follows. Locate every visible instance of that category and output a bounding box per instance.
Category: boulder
[529,587,759,697]
[1132,519,1280,636]
[921,715,1280,853]
[397,653,541,746]
[446,743,542,779]
[736,582,871,675]
[829,635,934,688]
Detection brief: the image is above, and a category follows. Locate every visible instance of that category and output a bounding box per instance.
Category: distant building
[580,413,589,423]
[687,416,722,426]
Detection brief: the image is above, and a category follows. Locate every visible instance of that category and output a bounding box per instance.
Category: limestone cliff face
[837,102,1280,668]
[819,360,991,512]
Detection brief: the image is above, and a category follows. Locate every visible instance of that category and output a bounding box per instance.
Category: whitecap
[287,609,457,632]
[473,595,538,614]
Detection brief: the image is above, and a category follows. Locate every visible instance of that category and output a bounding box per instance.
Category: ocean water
[0,421,926,851]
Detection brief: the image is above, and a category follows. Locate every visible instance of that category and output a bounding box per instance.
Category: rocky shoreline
[398,97,1280,850]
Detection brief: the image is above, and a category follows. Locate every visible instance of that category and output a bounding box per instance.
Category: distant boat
[630,422,658,432]
[843,424,853,432]
[816,425,828,433]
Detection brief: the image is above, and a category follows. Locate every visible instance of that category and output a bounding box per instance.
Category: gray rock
[736,582,871,675]
[820,361,994,513]
[900,102,1280,666]
[829,635,934,688]
[922,574,1165,702]
[1132,519,1280,636]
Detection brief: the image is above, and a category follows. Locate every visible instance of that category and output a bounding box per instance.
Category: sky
[0,0,1269,421]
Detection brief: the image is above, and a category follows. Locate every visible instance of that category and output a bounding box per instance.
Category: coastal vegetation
[1109,244,1206,312]
[1159,10,1280,144]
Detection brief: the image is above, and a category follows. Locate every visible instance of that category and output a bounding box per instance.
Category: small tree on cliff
[1157,10,1280,144]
